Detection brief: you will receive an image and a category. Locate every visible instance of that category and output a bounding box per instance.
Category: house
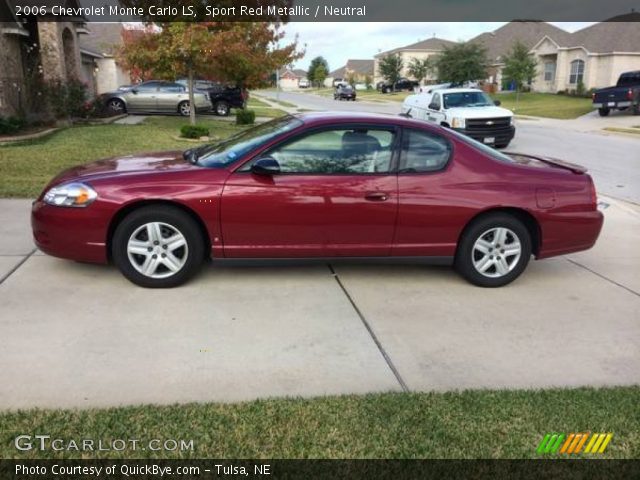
[373,37,456,84]
[327,59,374,87]
[1,0,90,117]
[79,22,131,95]
[278,68,308,90]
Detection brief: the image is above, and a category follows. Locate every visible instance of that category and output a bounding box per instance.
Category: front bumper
[31,200,109,264]
[454,125,515,146]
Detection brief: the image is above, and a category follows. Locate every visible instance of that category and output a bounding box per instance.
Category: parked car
[334,84,357,101]
[298,79,310,89]
[592,70,640,116]
[402,87,516,148]
[378,78,420,93]
[32,112,602,289]
[176,79,248,116]
[102,81,210,116]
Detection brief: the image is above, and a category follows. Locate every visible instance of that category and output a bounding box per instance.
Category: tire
[455,213,532,287]
[495,142,510,149]
[633,101,640,116]
[214,101,230,116]
[112,205,205,288]
[383,87,390,94]
[598,107,610,117]
[107,98,126,115]
[178,101,191,117]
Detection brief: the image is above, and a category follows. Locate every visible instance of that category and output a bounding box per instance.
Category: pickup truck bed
[592,71,640,116]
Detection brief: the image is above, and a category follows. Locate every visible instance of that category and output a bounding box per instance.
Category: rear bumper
[593,101,632,109]
[537,210,604,259]
[454,125,515,146]
[31,201,109,264]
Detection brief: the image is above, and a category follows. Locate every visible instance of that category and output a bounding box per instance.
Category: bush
[180,124,210,139]
[0,116,26,135]
[236,109,256,125]
[44,77,88,119]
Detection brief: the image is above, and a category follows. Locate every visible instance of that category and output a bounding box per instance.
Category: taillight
[592,92,595,100]
[628,89,634,100]
[588,177,598,210]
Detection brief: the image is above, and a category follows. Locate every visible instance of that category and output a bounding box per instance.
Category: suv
[592,71,640,116]
[377,78,419,93]
[176,79,248,116]
[401,87,515,148]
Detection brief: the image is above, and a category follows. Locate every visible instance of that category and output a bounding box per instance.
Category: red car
[32,112,603,288]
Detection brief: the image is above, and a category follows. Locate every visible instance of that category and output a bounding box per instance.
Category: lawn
[243,98,288,118]
[0,116,247,198]
[492,92,593,119]
[1,387,637,459]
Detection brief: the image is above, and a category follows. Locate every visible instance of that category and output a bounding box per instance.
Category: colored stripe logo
[537,433,612,454]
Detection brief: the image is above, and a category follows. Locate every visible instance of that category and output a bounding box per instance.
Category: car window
[265,128,396,174]
[135,83,159,92]
[399,129,451,173]
[159,84,185,93]
[431,93,441,109]
[443,91,493,108]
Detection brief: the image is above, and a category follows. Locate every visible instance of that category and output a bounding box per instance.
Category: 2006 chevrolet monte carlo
[32,112,603,288]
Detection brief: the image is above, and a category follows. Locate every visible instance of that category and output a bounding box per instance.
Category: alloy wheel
[179,102,191,116]
[472,227,522,278]
[127,222,189,279]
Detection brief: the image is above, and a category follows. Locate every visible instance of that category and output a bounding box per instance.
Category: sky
[282,22,595,73]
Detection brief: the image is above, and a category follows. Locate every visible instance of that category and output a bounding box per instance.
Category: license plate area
[484,137,495,144]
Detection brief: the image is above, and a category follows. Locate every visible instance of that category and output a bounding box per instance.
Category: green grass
[242,98,288,118]
[492,92,593,119]
[1,387,638,459]
[246,97,272,108]
[0,116,246,198]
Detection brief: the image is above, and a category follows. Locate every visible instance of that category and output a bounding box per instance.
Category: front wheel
[598,107,610,117]
[112,206,205,288]
[178,101,191,117]
[455,214,532,287]
[107,98,126,115]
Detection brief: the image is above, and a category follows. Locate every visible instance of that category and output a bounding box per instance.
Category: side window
[159,84,185,93]
[265,128,396,174]
[399,129,451,173]
[431,93,441,110]
[136,82,160,92]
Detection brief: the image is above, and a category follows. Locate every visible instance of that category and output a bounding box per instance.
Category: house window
[569,60,585,84]
[544,62,556,82]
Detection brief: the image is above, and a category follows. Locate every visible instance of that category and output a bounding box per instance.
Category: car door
[156,83,188,112]
[126,82,159,112]
[393,127,462,257]
[220,125,400,258]
[426,92,445,124]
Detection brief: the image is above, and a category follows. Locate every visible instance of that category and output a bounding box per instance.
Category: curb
[0,127,61,145]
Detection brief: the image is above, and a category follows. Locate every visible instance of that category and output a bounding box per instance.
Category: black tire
[107,98,126,115]
[455,213,532,287]
[214,101,230,116]
[633,101,640,116]
[598,107,610,117]
[178,101,190,117]
[112,205,205,288]
[495,142,510,149]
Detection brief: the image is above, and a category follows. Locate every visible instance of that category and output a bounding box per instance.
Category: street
[258,90,640,205]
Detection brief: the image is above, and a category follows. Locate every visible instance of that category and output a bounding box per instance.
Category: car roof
[291,111,438,129]
[427,88,483,94]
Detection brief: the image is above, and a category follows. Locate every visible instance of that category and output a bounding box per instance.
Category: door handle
[364,192,389,201]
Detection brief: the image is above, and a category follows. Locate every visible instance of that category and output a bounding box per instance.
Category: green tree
[308,56,329,88]
[379,54,403,92]
[407,57,434,85]
[437,42,488,85]
[501,41,537,110]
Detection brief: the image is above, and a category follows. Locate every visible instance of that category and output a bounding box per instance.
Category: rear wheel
[633,100,640,115]
[598,107,610,117]
[112,206,205,288]
[214,101,230,116]
[455,213,532,287]
[178,101,191,117]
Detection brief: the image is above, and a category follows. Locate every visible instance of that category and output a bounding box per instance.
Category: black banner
[2,460,640,480]
[3,0,640,22]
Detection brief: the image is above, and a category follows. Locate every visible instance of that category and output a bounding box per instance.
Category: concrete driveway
[0,197,639,409]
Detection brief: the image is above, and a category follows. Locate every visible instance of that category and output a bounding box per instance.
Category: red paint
[32,112,603,265]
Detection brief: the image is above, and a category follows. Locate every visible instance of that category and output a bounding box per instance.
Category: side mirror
[131,88,138,94]
[494,100,501,106]
[251,157,281,176]
[428,103,439,110]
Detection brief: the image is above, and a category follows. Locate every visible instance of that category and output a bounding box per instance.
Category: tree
[378,54,403,92]
[407,57,434,85]
[437,42,488,85]
[501,41,537,110]
[308,56,329,88]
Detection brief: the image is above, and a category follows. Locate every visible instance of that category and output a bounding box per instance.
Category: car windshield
[443,91,494,108]
[192,116,303,168]
[447,129,515,163]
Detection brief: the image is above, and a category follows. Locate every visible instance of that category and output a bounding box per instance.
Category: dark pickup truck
[592,71,640,116]
[377,77,420,94]
[176,79,248,116]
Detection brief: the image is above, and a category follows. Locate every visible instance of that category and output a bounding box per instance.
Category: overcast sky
[282,22,595,72]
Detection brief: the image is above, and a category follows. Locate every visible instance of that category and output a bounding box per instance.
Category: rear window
[618,72,640,87]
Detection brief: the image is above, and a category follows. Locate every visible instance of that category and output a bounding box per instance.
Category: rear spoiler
[507,152,587,174]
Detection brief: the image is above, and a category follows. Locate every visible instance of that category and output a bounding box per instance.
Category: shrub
[43,77,88,119]
[0,116,26,135]
[576,80,586,97]
[180,124,210,139]
[236,109,256,125]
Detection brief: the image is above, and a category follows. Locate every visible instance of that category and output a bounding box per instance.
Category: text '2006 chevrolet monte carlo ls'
[32,112,604,288]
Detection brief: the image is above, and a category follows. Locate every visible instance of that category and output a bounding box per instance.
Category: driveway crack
[565,257,640,297]
[0,249,36,286]
[328,264,409,392]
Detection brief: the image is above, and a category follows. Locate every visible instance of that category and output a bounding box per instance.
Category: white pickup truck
[401,87,516,148]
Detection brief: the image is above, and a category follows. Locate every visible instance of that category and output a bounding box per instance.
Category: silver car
[103,81,210,116]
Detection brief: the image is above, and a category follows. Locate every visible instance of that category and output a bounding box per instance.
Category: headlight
[510,116,515,126]
[43,182,97,207]
[451,117,465,129]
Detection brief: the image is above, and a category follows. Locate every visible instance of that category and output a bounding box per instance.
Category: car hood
[50,151,199,185]
[445,106,513,119]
